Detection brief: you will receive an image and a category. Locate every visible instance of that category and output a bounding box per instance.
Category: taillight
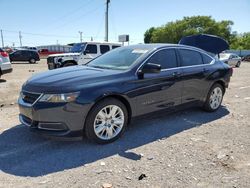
[0,51,9,57]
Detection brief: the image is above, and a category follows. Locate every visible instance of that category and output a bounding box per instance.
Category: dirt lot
[0,60,249,188]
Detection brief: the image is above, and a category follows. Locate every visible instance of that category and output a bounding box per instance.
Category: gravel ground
[0,60,249,188]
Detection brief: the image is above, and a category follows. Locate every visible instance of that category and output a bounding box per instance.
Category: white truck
[0,48,12,78]
[47,42,121,70]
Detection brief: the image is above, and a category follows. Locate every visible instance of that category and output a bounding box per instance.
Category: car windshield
[220,53,230,59]
[71,43,86,53]
[87,47,149,70]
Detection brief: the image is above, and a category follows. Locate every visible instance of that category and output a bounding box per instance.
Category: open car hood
[179,34,229,54]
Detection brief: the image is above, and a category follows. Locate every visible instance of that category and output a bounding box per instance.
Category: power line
[40,0,94,31]
[52,3,104,30]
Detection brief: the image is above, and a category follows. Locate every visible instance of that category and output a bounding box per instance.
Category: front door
[78,44,99,65]
[134,48,183,116]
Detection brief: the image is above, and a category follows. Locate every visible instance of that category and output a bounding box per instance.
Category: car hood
[23,66,122,93]
[179,34,229,54]
[48,52,80,57]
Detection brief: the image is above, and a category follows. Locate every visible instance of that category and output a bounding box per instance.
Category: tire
[203,83,224,112]
[29,58,36,64]
[63,62,75,67]
[85,98,128,144]
[236,61,241,67]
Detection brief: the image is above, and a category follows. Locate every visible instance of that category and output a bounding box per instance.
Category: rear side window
[147,49,178,69]
[202,54,213,64]
[179,49,203,66]
[112,45,120,49]
[100,45,110,54]
[85,44,97,54]
[0,48,3,52]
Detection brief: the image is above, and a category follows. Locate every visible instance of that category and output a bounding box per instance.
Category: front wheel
[63,62,75,67]
[85,98,128,144]
[203,84,224,112]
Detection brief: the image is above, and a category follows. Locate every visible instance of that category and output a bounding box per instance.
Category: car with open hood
[18,35,233,144]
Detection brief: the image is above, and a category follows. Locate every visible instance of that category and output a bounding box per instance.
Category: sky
[0,0,250,47]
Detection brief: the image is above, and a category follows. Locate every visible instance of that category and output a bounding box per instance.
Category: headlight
[39,92,80,103]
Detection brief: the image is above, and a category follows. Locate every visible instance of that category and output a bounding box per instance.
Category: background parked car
[219,53,241,67]
[9,50,40,63]
[242,54,250,62]
[0,48,12,78]
[47,42,121,70]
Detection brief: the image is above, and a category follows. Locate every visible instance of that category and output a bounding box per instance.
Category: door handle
[203,68,209,73]
[172,72,181,77]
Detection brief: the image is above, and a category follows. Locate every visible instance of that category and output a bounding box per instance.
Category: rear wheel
[29,58,36,64]
[203,83,224,112]
[236,61,241,67]
[85,98,128,144]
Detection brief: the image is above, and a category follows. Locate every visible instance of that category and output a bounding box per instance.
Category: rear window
[179,49,203,66]
[100,45,110,54]
[202,54,213,64]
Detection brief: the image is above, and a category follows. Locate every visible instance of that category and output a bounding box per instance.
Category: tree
[144,27,155,43]
[144,16,234,44]
[230,32,250,49]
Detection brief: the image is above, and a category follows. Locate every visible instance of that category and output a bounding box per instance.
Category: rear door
[11,51,22,61]
[177,48,211,104]
[135,48,183,115]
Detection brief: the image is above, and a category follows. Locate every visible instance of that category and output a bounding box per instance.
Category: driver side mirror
[141,63,161,74]
[83,50,90,55]
[137,63,161,79]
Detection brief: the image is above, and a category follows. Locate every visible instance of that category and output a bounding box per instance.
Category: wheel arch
[214,80,226,93]
[88,94,132,125]
[62,60,78,66]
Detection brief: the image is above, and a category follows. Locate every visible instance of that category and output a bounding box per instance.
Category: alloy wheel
[94,105,125,140]
[209,87,223,110]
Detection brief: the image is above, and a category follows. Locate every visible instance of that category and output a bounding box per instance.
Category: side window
[14,51,22,55]
[202,54,213,64]
[147,49,178,69]
[100,45,110,54]
[85,44,97,54]
[112,45,120,49]
[179,49,203,66]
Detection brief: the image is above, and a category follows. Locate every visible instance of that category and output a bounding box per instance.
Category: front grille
[22,91,41,104]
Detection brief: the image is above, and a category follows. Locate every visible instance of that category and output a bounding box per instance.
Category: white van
[0,48,12,78]
[47,42,121,70]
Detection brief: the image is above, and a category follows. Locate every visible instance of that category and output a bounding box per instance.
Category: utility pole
[19,31,22,47]
[105,0,110,42]
[0,30,4,48]
[79,31,83,43]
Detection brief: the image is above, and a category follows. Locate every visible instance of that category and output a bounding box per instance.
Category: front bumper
[18,94,92,137]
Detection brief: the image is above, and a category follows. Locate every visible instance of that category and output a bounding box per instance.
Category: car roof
[123,43,209,54]
[16,49,36,52]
